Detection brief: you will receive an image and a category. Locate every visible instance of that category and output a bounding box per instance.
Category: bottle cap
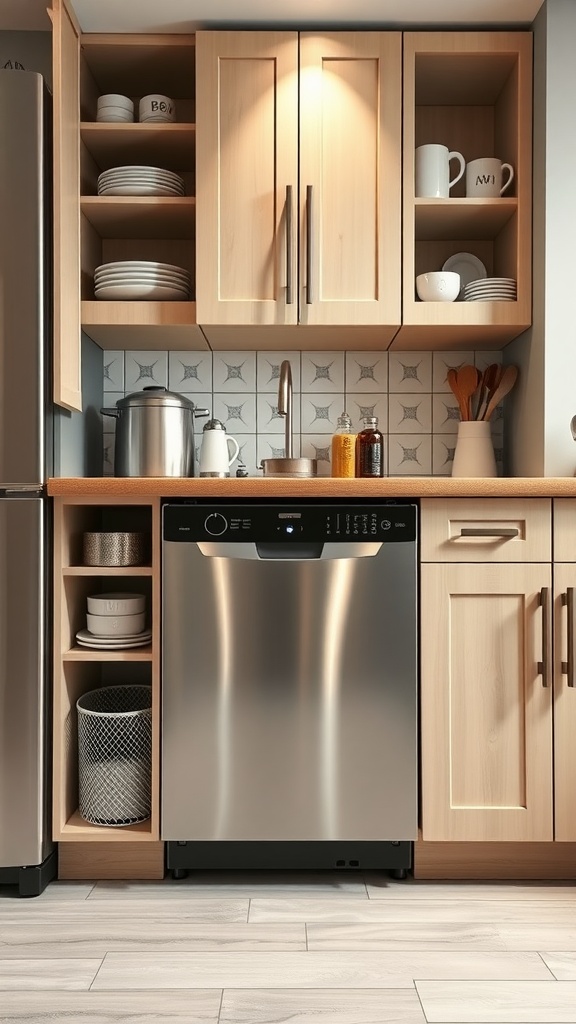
[362,415,378,428]
[336,412,352,429]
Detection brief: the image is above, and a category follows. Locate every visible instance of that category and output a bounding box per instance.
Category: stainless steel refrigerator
[0,71,57,896]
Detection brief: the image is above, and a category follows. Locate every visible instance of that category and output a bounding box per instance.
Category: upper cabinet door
[298,33,401,328]
[196,31,299,327]
[51,0,82,411]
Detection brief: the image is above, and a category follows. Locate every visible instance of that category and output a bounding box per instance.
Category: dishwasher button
[380,519,392,531]
[204,513,228,536]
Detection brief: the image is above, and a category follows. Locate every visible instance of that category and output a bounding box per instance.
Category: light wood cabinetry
[552,500,576,841]
[397,32,532,350]
[420,498,553,842]
[53,496,161,843]
[196,30,402,349]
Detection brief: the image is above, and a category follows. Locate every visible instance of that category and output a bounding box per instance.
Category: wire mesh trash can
[77,685,152,826]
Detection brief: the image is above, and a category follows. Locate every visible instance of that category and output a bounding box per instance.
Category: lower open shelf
[57,810,157,842]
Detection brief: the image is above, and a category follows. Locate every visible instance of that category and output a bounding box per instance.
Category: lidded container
[331,412,356,478]
[355,415,384,478]
[101,386,209,478]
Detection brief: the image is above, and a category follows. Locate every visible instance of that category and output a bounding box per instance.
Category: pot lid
[117,386,196,411]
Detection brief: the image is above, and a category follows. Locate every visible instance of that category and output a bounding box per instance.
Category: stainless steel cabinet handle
[460,528,519,538]
[306,184,313,304]
[562,587,576,687]
[285,185,293,305]
[538,586,550,687]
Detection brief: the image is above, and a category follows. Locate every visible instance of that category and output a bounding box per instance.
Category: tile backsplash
[102,349,504,477]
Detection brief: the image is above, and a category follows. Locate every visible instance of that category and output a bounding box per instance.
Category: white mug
[466,157,514,197]
[199,420,240,478]
[415,144,466,198]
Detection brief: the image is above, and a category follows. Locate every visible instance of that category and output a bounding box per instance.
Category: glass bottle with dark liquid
[355,415,384,478]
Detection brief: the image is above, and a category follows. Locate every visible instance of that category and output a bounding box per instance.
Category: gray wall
[0,31,51,87]
[54,334,104,477]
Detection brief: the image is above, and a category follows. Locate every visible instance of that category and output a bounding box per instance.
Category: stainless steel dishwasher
[162,502,418,875]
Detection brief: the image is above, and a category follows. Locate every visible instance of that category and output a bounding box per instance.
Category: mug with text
[415,144,465,199]
[466,158,514,197]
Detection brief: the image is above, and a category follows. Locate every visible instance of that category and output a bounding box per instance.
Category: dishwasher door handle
[196,541,384,560]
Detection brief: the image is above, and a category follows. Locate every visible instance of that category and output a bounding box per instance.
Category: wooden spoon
[446,367,468,420]
[482,364,519,421]
[475,363,501,420]
[454,364,480,421]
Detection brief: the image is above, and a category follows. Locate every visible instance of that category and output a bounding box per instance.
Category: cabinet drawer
[554,499,576,561]
[421,498,551,563]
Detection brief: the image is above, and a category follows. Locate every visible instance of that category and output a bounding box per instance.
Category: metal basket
[76,685,152,826]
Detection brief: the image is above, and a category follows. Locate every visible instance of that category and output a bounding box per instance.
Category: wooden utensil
[482,364,518,421]
[446,367,468,420]
[475,363,501,420]
[455,364,480,421]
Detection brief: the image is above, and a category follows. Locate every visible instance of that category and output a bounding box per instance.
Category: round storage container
[82,531,146,566]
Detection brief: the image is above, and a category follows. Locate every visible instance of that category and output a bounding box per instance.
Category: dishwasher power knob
[204,513,228,536]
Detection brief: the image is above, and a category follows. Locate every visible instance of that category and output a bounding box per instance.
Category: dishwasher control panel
[164,504,417,543]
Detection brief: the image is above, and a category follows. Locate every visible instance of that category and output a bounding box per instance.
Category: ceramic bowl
[97,93,134,112]
[416,271,460,302]
[86,611,146,637]
[138,94,175,122]
[87,593,146,616]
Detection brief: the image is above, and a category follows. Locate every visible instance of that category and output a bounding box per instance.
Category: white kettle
[199,418,240,477]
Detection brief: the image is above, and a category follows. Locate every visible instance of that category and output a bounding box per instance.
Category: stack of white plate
[97,165,185,197]
[75,627,152,650]
[463,278,517,302]
[94,261,191,301]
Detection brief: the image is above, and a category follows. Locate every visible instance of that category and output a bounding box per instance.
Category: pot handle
[101,408,120,418]
[193,407,210,418]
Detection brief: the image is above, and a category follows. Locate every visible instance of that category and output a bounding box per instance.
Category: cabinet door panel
[421,562,553,842]
[196,31,298,326]
[553,565,576,841]
[299,33,401,326]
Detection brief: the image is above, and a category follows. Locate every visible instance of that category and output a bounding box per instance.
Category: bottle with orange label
[330,412,356,478]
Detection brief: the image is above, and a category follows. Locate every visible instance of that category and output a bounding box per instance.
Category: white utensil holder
[451,421,497,478]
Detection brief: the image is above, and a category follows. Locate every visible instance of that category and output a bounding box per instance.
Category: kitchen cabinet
[53,496,161,844]
[195,31,402,349]
[553,500,576,841]
[420,499,553,842]
[396,32,532,351]
[51,0,204,410]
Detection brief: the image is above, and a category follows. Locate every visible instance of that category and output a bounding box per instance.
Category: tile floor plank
[249,897,576,924]
[539,952,576,979]
[0,881,95,902]
[0,920,305,958]
[0,898,249,923]
[307,921,506,950]
[89,873,368,900]
[0,958,102,990]
[365,877,576,901]
[0,989,222,1022]
[416,979,576,1022]
[90,951,553,990]
[499,926,576,951]
[219,987,426,1023]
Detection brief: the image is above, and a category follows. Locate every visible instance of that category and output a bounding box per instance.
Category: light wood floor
[1,873,576,1022]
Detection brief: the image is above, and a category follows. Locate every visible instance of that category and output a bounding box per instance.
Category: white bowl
[139,94,175,122]
[86,611,146,637]
[87,593,146,616]
[97,93,134,112]
[96,110,134,123]
[416,271,460,302]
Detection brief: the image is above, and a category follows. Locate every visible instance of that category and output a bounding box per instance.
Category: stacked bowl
[76,593,151,650]
[97,165,185,198]
[463,278,517,302]
[138,94,175,123]
[94,260,191,301]
[96,94,134,123]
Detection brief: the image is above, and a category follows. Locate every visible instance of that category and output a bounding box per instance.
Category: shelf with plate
[80,197,196,238]
[53,495,161,843]
[80,122,196,169]
[394,31,532,351]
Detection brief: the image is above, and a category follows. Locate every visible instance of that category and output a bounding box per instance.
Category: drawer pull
[538,586,550,687]
[285,185,294,305]
[460,528,519,538]
[561,588,576,687]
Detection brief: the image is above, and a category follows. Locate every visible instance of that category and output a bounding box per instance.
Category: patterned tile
[432,435,457,475]
[389,394,432,434]
[257,394,301,434]
[168,351,212,393]
[257,434,301,464]
[345,395,388,433]
[257,352,301,392]
[235,436,258,476]
[301,394,344,433]
[212,394,256,433]
[388,352,432,392]
[345,351,388,393]
[432,394,461,434]
[388,433,432,475]
[213,352,256,392]
[301,435,333,477]
[301,352,345,392]
[432,351,475,392]
[474,350,503,371]
[103,351,124,393]
[125,351,168,391]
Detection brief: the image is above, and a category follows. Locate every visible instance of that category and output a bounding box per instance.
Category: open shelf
[61,809,155,842]
[63,566,153,577]
[81,197,195,239]
[415,198,517,241]
[80,122,196,170]
[63,645,153,661]
[81,300,207,349]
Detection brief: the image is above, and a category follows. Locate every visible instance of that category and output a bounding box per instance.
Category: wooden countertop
[47,477,576,498]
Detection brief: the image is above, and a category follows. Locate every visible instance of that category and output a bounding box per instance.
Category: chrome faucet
[277,360,293,459]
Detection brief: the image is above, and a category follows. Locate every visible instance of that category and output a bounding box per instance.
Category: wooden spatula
[446,367,468,420]
[475,363,501,420]
[454,364,480,421]
[482,364,519,421]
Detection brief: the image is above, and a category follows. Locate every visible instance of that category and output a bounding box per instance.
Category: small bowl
[138,94,175,122]
[97,93,134,112]
[82,532,147,567]
[96,109,134,123]
[86,611,146,637]
[416,271,460,302]
[87,593,146,616]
